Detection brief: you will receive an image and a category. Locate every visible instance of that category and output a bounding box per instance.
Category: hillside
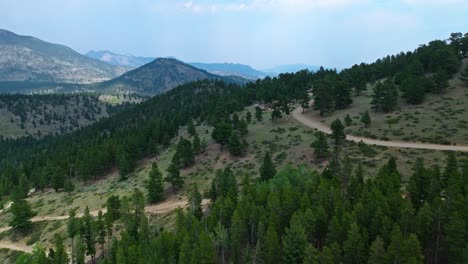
[85,50,155,68]
[0,94,117,138]
[94,58,248,95]
[0,29,130,84]
[0,35,467,264]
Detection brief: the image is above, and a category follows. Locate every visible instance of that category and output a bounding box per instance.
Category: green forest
[1,33,468,264]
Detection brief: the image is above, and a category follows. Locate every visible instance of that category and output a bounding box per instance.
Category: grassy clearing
[311,71,468,145]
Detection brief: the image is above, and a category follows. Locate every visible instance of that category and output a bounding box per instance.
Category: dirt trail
[292,105,468,152]
[0,197,210,253]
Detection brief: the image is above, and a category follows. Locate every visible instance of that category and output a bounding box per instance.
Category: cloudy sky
[1,0,467,69]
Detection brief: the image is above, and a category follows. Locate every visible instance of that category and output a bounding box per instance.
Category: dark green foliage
[259,152,276,181]
[311,131,329,160]
[52,234,68,264]
[228,133,243,156]
[146,162,164,203]
[174,138,195,167]
[9,199,36,231]
[282,213,307,264]
[461,64,468,86]
[331,119,346,145]
[360,111,371,127]
[300,92,310,112]
[212,121,232,150]
[255,106,263,121]
[401,75,428,104]
[188,183,203,219]
[371,79,399,112]
[165,160,184,193]
[344,114,352,126]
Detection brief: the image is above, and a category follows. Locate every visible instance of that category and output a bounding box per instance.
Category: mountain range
[0,29,130,84]
[85,50,320,79]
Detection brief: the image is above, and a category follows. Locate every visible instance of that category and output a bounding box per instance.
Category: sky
[0,0,467,69]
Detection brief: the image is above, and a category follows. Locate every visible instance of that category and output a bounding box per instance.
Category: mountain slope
[189,62,266,79]
[0,29,130,84]
[85,50,155,68]
[95,58,248,95]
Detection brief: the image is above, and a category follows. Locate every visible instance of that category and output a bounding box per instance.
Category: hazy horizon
[1,0,467,69]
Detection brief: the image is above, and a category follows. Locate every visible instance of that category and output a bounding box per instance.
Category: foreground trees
[9,198,36,231]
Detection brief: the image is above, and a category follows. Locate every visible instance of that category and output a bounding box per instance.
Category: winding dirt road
[0,198,210,254]
[292,106,468,152]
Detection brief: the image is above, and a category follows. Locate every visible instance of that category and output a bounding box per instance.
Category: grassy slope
[2,105,466,252]
[314,60,468,145]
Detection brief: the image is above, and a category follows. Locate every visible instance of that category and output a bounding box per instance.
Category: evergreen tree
[67,209,81,264]
[313,79,335,116]
[360,111,371,127]
[31,244,48,264]
[9,198,36,231]
[165,160,184,193]
[401,76,427,104]
[96,210,106,258]
[187,119,196,137]
[212,121,232,151]
[431,70,450,93]
[255,106,263,121]
[303,245,320,264]
[368,236,386,264]
[331,119,346,146]
[461,64,468,87]
[53,234,68,264]
[282,214,307,264]
[63,180,75,195]
[117,149,135,181]
[300,92,310,112]
[312,131,330,160]
[371,79,398,112]
[344,114,352,126]
[444,212,466,263]
[343,222,366,264]
[271,105,283,122]
[82,206,96,261]
[228,133,243,156]
[246,110,252,123]
[146,162,164,203]
[188,183,203,219]
[238,118,249,136]
[263,223,281,264]
[259,152,276,181]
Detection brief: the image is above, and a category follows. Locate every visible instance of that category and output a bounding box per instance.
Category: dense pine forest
[1,33,468,264]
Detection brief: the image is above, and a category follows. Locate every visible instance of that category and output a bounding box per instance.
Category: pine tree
[331,119,346,146]
[212,121,232,151]
[82,206,96,261]
[312,131,330,160]
[238,118,249,136]
[228,133,242,156]
[165,160,184,193]
[246,110,252,123]
[282,214,307,264]
[343,222,366,264]
[461,64,468,87]
[67,209,81,264]
[53,234,69,264]
[360,111,371,127]
[192,231,216,264]
[368,236,386,264]
[9,198,36,231]
[263,223,281,264]
[300,92,310,113]
[271,105,283,122]
[344,114,352,126]
[371,79,398,112]
[408,158,428,209]
[188,183,203,219]
[303,245,320,264]
[96,210,106,258]
[31,244,48,264]
[444,212,465,263]
[255,106,263,121]
[259,152,276,181]
[146,162,164,203]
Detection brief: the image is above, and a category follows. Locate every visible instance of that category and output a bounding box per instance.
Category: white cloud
[358,10,419,28]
